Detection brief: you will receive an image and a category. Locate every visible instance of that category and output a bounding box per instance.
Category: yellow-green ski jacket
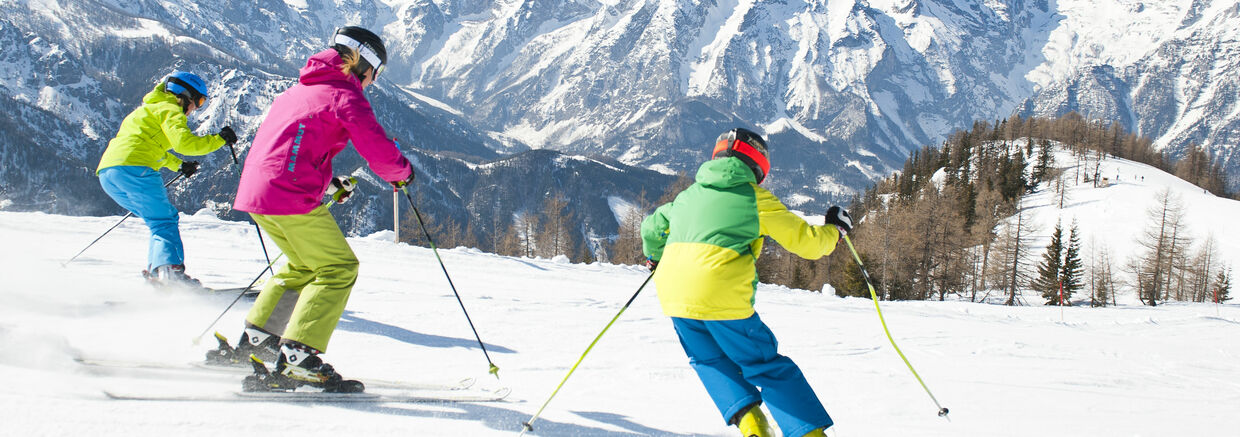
[97,83,225,173]
[641,157,841,320]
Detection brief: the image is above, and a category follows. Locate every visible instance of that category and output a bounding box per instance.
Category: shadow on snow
[336,310,516,354]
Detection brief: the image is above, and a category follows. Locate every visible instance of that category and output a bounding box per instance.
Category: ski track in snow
[3,176,1240,436]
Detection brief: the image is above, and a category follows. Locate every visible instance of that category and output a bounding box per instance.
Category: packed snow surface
[1,208,1237,436]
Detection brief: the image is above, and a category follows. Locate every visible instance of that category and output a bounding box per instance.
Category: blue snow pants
[672,314,832,437]
[98,166,184,271]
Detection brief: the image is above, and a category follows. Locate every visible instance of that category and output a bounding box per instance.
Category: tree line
[393,113,1234,306]
[753,113,1232,305]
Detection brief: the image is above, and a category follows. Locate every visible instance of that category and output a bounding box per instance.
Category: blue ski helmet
[164,71,208,107]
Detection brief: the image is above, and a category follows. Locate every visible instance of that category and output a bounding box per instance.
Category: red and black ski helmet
[712,128,770,183]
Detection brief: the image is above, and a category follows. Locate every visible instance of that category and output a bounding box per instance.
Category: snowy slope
[2,210,1239,436]
[1014,141,1240,304]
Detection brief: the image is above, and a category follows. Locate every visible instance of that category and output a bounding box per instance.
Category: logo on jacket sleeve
[287,123,306,172]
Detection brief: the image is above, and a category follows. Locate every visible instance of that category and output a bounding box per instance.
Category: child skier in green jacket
[96,71,237,288]
[641,128,853,437]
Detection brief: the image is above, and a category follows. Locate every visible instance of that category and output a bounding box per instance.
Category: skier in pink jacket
[208,26,414,393]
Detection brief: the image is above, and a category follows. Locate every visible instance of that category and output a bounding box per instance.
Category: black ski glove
[179,161,199,178]
[645,257,658,271]
[327,176,357,204]
[218,126,238,145]
[825,205,852,235]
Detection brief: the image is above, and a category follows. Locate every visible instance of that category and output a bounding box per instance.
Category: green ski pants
[246,204,358,352]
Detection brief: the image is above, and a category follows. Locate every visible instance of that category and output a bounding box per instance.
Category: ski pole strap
[520,270,656,435]
[842,235,949,419]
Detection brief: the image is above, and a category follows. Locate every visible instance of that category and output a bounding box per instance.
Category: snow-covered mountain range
[1,0,1237,235]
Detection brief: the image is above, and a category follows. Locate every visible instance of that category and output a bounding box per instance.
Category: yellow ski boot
[735,404,774,437]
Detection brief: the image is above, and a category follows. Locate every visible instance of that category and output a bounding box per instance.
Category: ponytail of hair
[334,46,371,82]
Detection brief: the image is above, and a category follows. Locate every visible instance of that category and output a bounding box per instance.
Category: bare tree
[988,200,1038,305]
[606,190,655,265]
[1187,235,1220,302]
[1088,239,1118,307]
[1132,188,1188,306]
[536,194,575,259]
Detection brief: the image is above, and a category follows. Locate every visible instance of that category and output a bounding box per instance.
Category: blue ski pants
[672,314,832,437]
[98,166,184,271]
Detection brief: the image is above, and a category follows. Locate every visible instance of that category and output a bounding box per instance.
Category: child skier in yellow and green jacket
[642,128,853,437]
[97,71,236,287]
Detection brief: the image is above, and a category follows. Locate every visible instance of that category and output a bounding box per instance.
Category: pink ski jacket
[235,49,412,215]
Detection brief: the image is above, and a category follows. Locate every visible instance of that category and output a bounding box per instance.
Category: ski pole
[399,187,501,379]
[520,270,655,435]
[841,234,950,419]
[190,199,336,345]
[63,173,185,266]
[226,141,275,278]
[191,251,285,345]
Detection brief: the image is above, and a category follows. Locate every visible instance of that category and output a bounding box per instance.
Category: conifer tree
[1032,139,1053,185]
[1059,221,1084,304]
[1034,221,1064,304]
[1213,268,1233,303]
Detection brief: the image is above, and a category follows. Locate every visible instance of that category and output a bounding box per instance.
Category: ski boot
[204,327,279,366]
[243,343,363,393]
[145,264,204,291]
[732,403,774,437]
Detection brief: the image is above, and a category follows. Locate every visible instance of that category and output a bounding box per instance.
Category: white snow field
[0,203,1237,436]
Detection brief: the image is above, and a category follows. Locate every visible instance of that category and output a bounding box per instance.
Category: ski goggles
[334,33,385,78]
[165,77,207,107]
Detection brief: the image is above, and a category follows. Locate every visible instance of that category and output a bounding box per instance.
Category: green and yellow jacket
[97,83,225,173]
[641,157,840,320]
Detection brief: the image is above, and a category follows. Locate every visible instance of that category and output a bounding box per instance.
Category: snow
[1027,0,1191,86]
[762,118,829,143]
[606,195,640,226]
[1017,145,1240,301]
[2,201,1239,435]
[401,87,466,118]
[685,0,750,96]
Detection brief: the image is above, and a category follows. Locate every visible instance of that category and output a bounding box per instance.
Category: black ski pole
[63,173,185,266]
[841,234,949,419]
[520,270,655,435]
[191,251,285,345]
[399,187,500,379]
[226,142,275,277]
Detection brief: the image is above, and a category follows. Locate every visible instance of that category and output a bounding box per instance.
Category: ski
[203,286,259,297]
[103,387,511,403]
[76,357,477,391]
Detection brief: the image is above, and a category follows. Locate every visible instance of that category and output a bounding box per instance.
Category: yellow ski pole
[842,234,950,419]
[519,270,655,435]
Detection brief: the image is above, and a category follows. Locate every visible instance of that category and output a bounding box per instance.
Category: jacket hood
[695,157,757,188]
[142,83,180,106]
[299,49,363,89]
